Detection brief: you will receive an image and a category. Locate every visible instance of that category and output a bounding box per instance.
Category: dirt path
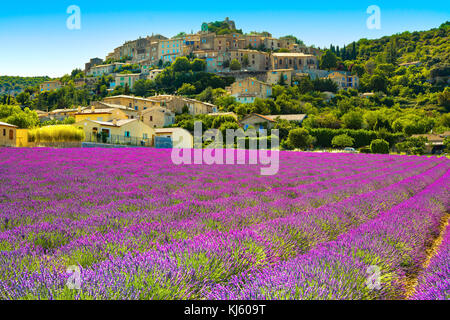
[404,213,450,299]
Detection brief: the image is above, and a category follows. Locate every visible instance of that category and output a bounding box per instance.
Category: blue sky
[0,1,448,77]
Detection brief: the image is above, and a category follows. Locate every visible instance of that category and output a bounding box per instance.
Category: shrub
[359,146,372,154]
[288,128,315,150]
[332,134,354,148]
[370,139,390,154]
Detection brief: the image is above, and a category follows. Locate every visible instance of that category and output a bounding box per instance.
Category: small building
[266,69,293,86]
[182,98,218,115]
[324,71,359,90]
[226,77,272,103]
[39,80,62,92]
[155,128,193,149]
[240,113,307,130]
[239,113,277,130]
[271,52,318,71]
[411,132,450,154]
[91,101,139,119]
[145,69,164,80]
[74,119,155,146]
[86,63,125,77]
[0,122,17,147]
[111,74,142,90]
[47,108,81,121]
[140,107,175,128]
[74,106,130,123]
[103,95,161,112]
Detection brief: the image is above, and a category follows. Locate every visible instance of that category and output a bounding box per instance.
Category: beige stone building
[182,98,218,115]
[239,113,277,130]
[39,80,62,92]
[266,69,293,85]
[263,37,280,51]
[74,106,130,123]
[229,50,270,71]
[86,63,125,77]
[159,38,184,64]
[0,122,17,147]
[323,71,359,90]
[271,53,318,71]
[91,101,139,119]
[226,77,272,103]
[112,74,141,90]
[140,107,175,128]
[103,95,162,112]
[74,119,155,146]
[144,69,164,80]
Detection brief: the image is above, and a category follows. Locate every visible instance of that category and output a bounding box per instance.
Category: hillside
[0,76,50,93]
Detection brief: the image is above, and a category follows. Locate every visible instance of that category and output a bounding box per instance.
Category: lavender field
[0,148,449,300]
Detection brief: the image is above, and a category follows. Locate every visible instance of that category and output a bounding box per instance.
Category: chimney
[113,119,117,126]
[91,105,95,113]
[78,106,81,113]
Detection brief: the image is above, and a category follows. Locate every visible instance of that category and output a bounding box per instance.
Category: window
[124,131,130,138]
[2,129,5,136]
[150,116,153,122]
[143,133,148,139]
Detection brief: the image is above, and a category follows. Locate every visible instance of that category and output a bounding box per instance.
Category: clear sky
[0,1,448,77]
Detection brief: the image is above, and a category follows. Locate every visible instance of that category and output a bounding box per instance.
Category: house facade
[86,63,125,77]
[239,113,277,130]
[325,71,359,90]
[226,77,272,103]
[271,53,318,71]
[74,119,155,146]
[266,69,293,85]
[140,107,175,128]
[39,81,62,92]
[0,122,17,147]
[74,106,130,123]
[111,74,142,90]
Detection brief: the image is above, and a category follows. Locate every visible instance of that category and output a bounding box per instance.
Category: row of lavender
[0,148,448,299]
[412,221,450,300]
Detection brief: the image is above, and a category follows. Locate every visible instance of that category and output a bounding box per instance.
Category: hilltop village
[0,19,449,154]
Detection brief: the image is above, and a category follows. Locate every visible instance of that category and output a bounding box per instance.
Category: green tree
[191,59,206,72]
[173,57,192,72]
[297,77,314,94]
[332,134,354,148]
[342,111,364,130]
[16,92,30,106]
[319,50,338,70]
[177,83,197,96]
[230,59,241,71]
[288,128,315,150]
[368,74,388,93]
[370,139,390,154]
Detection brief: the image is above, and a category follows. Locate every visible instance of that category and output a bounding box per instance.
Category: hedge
[29,125,85,143]
[309,128,404,148]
